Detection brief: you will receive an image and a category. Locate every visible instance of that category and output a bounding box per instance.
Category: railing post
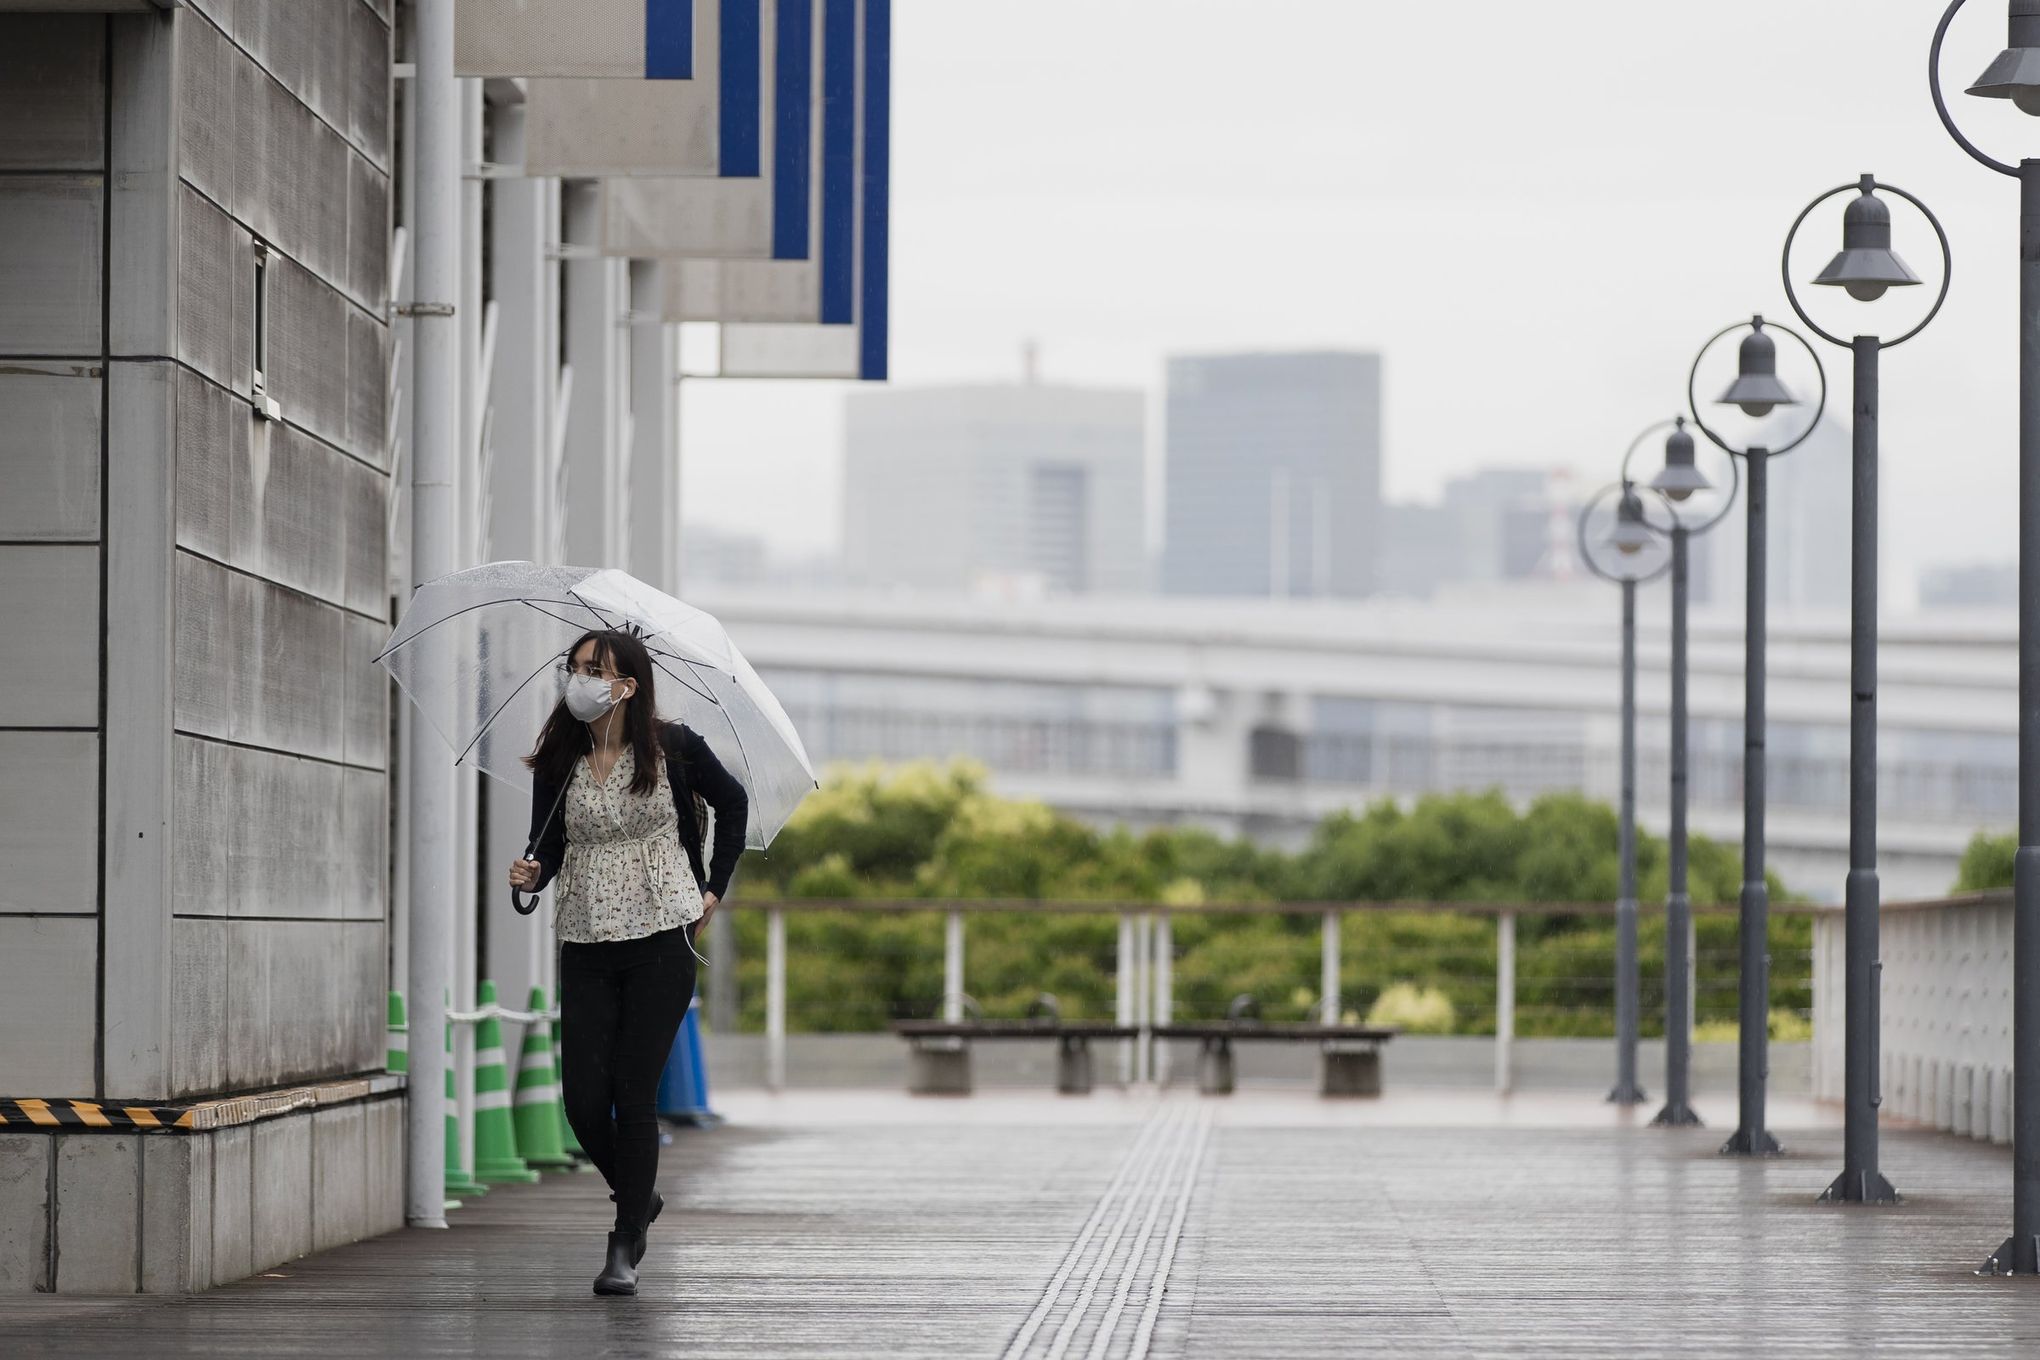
[1126,909,1142,1092]
[1321,908,1341,1025]
[766,907,786,1093]
[943,909,965,1023]
[1496,909,1517,1095]
[1134,912,1152,1083]
[1153,912,1174,1085]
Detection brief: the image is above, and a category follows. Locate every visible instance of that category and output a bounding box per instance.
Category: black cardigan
[526,723,749,902]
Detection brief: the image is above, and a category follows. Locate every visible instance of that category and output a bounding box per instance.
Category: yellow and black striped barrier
[0,1098,197,1131]
[0,1075,406,1135]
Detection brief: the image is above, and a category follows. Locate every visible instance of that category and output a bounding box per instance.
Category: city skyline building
[1160,350,1382,599]
[1375,466,1583,599]
[841,380,1147,595]
[1694,416,1862,613]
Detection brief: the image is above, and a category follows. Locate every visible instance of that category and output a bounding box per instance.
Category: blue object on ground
[657,996,722,1126]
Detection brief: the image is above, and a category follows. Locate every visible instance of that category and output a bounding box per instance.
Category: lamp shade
[1812,184,1920,303]
[1649,421,1709,503]
[1608,488,1654,556]
[1969,0,2040,115]
[1717,322,1797,418]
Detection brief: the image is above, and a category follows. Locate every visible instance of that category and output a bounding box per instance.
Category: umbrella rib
[372,592,595,663]
[566,588,620,633]
[647,654,721,707]
[451,643,576,768]
[668,651,767,846]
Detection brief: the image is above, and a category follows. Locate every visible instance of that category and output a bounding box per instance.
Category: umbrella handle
[511,836,544,916]
[508,781,572,918]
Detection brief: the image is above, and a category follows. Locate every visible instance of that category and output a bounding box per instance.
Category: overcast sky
[680,0,2037,595]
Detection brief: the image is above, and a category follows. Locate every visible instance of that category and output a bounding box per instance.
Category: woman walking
[507,627,748,1297]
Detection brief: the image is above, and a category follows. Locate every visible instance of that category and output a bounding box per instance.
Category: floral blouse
[552,745,706,944]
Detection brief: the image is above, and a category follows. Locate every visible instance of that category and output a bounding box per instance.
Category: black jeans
[559,923,699,1235]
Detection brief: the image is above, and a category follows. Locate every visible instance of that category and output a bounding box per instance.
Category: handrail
[735,896,1831,918]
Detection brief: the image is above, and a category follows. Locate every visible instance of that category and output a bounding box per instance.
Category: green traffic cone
[513,986,575,1169]
[386,991,408,1074]
[443,1002,487,1204]
[553,989,588,1160]
[472,980,539,1184]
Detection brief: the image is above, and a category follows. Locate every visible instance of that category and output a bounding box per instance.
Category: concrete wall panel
[345,302,388,469]
[311,1103,368,1252]
[0,16,104,172]
[178,7,233,208]
[346,146,388,315]
[250,1114,313,1271]
[207,14,377,304]
[346,0,391,170]
[342,612,388,771]
[173,736,382,921]
[55,1136,140,1294]
[0,364,102,541]
[342,765,389,916]
[269,250,357,458]
[0,1134,51,1293]
[174,551,347,760]
[209,1123,252,1287]
[0,175,103,356]
[0,732,98,917]
[0,918,97,1095]
[107,17,178,361]
[364,1094,403,1235]
[225,919,383,1089]
[170,916,228,1097]
[234,1,348,160]
[168,363,246,567]
[177,184,254,396]
[141,1135,213,1294]
[175,370,386,615]
[0,545,99,726]
[342,440,388,617]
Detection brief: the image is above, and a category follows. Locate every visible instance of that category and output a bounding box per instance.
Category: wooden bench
[891,997,1136,1096]
[1151,1021,1397,1097]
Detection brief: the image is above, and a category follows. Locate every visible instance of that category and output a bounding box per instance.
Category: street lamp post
[1579,469,1675,1107]
[1780,175,1953,1205]
[1620,421,1740,1127]
[1685,318,1827,1156]
[1933,0,2040,1272]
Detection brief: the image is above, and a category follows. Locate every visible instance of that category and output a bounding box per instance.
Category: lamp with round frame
[1783,173,1954,1207]
[1933,0,2040,1275]
[1579,474,1674,1108]
[1685,316,1827,1157]
[1617,418,1741,1129]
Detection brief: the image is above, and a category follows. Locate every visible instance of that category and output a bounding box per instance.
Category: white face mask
[564,672,622,722]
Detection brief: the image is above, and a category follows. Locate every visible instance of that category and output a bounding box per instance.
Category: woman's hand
[509,858,541,891]
[698,891,720,925]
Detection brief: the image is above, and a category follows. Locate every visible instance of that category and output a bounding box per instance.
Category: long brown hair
[524,629,666,796]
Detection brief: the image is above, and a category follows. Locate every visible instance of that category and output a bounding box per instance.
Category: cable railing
[704,897,1819,1093]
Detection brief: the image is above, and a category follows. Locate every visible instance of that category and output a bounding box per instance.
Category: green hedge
[724,761,1814,1037]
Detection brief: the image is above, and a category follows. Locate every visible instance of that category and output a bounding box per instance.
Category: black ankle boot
[610,1190,664,1267]
[634,1192,662,1266]
[593,1232,638,1297]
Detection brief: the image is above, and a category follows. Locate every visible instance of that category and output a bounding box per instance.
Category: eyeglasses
[557,661,621,680]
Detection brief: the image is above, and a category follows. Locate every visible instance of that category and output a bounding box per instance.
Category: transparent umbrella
[373,561,817,850]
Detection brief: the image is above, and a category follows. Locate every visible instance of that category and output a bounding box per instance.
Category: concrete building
[693,582,2016,902]
[1921,561,2017,610]
[842,382,1146,595]
[1376,468,1581,598]
[1694,416,1858,612]
[0,3,400,1293]
[1161,350,1381,599]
